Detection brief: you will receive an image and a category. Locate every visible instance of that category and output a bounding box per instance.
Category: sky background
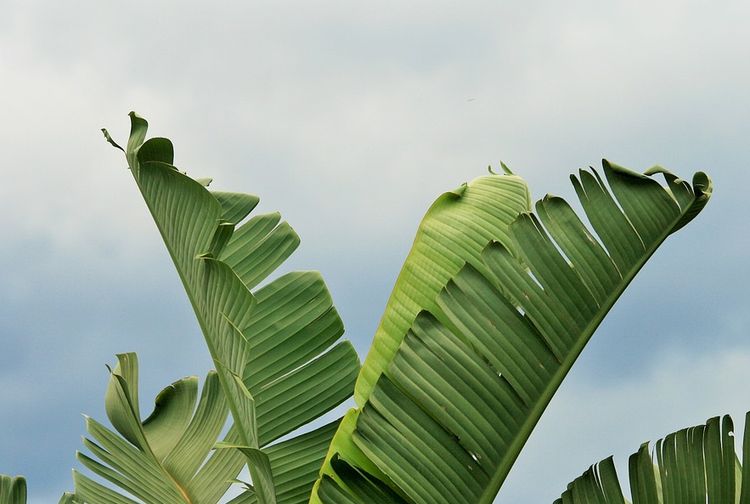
[1,1,749,502]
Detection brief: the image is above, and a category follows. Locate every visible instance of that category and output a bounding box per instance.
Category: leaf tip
[448,182,468,198]
[692,171,712,196]
[500,161,514,175]
[101,128,124,152]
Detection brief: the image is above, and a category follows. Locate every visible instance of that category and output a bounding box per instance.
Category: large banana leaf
[313,162,711,503]
[315,167,534,498]
[556,412,750,504]
[91,114,360,503]
[0,475,26,504]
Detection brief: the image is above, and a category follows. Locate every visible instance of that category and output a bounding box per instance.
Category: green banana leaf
[313,162,711,503]
[84,113,360,503]
[0,475,25,504]
[72,353,342,504]
[73,354,228,503]
[557,411,750,504]
[316,166,534,499]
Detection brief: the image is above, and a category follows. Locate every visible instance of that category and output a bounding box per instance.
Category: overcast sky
[1,1,749,502]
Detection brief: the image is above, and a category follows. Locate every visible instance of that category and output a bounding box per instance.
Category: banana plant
[557,411,750,503]
[0,114,714,504]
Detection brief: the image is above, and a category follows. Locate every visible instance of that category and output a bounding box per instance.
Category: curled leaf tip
[487,165,499,175]
[693,171,712,194]
[448,182,469,197]
[101,128,124,152]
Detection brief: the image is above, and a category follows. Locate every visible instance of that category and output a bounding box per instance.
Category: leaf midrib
[132,170,228,504]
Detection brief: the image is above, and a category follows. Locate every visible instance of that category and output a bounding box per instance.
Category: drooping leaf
[314,161,711,503]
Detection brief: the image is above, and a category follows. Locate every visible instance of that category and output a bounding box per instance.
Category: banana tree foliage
[0,113,714,504]
[312,162,711,503]
[72,113,362,504]
[557,412,750,504]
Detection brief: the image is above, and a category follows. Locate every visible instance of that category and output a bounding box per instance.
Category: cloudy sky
[1,1,749,502]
